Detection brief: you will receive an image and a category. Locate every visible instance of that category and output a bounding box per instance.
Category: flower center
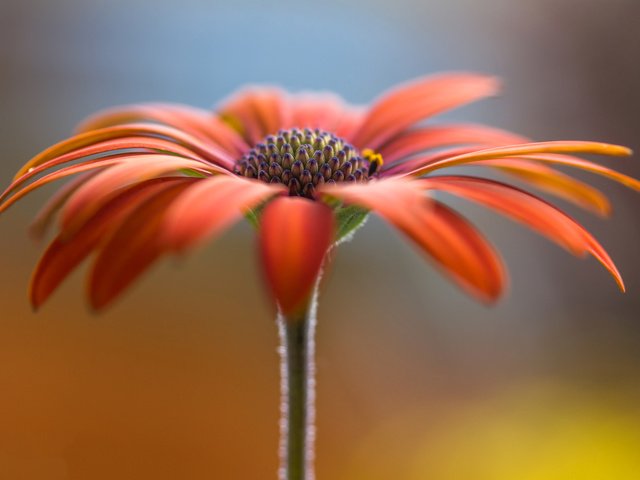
[234,128,381,198]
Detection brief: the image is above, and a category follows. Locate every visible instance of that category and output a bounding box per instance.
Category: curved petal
[30,178,194,309]
[0,136,207,207]
[320,178,506,301]
[379,123,529,164]
[29,171,101,240]
[59,155,224,236]
[485,159,611,216]
[420,176,624,290]
[259,197,335,316]
[350,73,500,149]
[162,176,285,252]
[76,103,249,156]
[0,158,124,215]
[87,179,197,310]
[404,141,634,179]
[15,123,236,178]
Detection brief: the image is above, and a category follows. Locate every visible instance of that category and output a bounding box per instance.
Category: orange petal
[406,140,634,178]
[15,123,235,178]
[29,171,101,240]
[285,92,351,132]
[218,87,289,144]
[30,178,193,309]
[320,178,506,302]
[162,176,285,252]
[258,197,335,316]
[351,73,500,149]
[485,159,611,216]
[380,123,528,164]
[77,103,249,156]
[0,136,207,205]
[0,158,124,215]
[59,155,225,237]
[88,180,196,310]
[420,176,625,290]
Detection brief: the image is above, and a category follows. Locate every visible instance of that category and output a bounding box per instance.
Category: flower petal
[420,176,624,290]
[15,123,236,178]
[88,179,197,310]
[0,136,208,212]
[259,197,335,316]
[283,92,356,132]
[218,87,289,144]
[405,141,635,182]
[485,159,611,216]
[30,178,193,309]
[76,103,249,156]
[350,73,500,149]
[59,155,223,237]
[380,123,528,164]
[320,178,506,301]
[162,176,285,252]
[29,171,101,240]
[0,158,124,215]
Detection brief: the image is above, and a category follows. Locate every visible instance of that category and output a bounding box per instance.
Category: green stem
[277,285,319,480]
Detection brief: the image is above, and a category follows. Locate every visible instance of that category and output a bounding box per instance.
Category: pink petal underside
[484,159,611,217]
[59,155,224,237]
[219,88,289,144]
[162,176,285,252]
[0,136,208,207]
[15,123,236,179]
[30,177,194,309]
[76,103,249,156]
[419,176,624,291]
[379,123,529,165]
[350,73,500,150]
[29,170,102,240]
[258,197,336,316]
[88,179,198,310]
[319,178,506,302]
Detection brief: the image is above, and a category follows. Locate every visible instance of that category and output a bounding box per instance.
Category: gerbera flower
[1,73,636,314]
[2,72,637,480]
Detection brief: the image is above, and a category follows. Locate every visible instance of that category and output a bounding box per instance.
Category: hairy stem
[277,285,319,480]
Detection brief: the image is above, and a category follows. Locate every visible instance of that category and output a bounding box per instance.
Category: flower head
[2,73,637,314]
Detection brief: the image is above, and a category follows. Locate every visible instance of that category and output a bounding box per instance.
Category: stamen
[363,148,384,176]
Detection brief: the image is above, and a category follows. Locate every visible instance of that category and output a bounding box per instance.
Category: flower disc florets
[234,128,380,198]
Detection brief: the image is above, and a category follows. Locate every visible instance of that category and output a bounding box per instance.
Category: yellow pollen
[362,148,384,167]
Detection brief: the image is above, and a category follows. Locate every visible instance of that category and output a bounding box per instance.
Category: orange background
[1,0,639,478]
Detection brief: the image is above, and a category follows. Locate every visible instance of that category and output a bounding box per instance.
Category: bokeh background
[1,0,639,478]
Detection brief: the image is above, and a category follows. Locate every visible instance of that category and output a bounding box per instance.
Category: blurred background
[1,0,639,478]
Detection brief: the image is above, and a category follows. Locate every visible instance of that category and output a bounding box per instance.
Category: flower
[1,73,637,314]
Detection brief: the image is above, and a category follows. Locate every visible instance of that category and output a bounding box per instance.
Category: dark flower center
[234,128,381,198]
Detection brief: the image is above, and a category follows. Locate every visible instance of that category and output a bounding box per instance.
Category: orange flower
[2,73,637,315]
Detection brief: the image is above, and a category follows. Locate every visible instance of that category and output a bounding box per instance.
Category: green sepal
[244,198,369,244]
[334,204,369,243]
[245,202,266,229]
